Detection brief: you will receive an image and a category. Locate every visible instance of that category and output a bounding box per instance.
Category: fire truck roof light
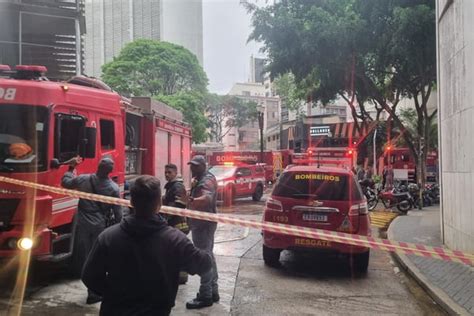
[15,65,48,73]
[0,64,11,71]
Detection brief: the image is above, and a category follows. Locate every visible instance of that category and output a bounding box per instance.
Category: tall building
[161,0,203,65]
[249,56,265,84]
[437,0,474,253]
[84,0,203,78]
[224,82,281,151]
[0,0,85,80]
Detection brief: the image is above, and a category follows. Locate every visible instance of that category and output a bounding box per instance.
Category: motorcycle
[364,182,414,214]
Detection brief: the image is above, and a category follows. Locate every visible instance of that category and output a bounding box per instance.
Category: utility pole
[418,137,424,210]
[373,127,377,176]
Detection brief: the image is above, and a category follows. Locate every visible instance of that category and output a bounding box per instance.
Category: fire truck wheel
[350,250,370,274]
[263,245,281,267]
[223,185,234,207]
[252,184,263,201]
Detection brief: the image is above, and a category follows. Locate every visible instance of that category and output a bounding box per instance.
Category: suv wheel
[350,250,370,274]
[223,185,234,207]
[252,184,263,201]
[263,245,281,267]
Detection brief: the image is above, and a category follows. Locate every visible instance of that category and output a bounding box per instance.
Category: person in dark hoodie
[163,163,190,284]
[81,175,212,316]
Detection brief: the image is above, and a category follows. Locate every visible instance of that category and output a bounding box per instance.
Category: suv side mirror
[79,127,97,159]
[236,171,243,178]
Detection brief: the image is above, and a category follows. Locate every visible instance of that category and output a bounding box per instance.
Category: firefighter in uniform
[163,163,190,284]
[61,156,122,304]
[186,155,219,309]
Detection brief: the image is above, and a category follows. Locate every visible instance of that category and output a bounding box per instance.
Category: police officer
[62,156,122,304]
[163,163,190,284]
[186,155,219,309]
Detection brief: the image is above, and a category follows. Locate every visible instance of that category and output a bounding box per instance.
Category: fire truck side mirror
[79,127,97,159]
[50,158,61,169]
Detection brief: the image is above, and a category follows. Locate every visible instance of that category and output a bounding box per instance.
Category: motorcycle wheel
[397,200,412,214]
[367,196,378,210]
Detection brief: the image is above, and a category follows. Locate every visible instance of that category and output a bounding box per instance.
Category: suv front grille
[0,199,20,231]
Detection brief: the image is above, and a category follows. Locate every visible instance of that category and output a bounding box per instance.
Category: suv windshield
[273,171,363,201]
[209,165,236,178]
[0,104,48,172]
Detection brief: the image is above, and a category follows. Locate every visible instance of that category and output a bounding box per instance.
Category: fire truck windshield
[0,104,48,172]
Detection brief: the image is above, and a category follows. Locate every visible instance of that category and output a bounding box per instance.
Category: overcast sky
[203,0,264,94]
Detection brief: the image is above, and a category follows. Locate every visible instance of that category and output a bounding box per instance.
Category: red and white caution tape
[1,176,472,266]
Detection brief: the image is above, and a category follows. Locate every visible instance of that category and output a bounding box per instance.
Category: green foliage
[398,108,438,150]
[247,0,437,184]
[273,73,305,116]
[101,39,210,143]
[155,92,208,144]
[102,39,208,96]
[206,95,258,143]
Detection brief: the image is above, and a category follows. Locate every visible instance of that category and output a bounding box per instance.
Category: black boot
[186,293,213,309]
[86,292,102,305]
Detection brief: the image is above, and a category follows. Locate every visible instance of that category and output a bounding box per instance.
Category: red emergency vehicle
[382,147,438,182]
[292,147,357,169]
[262,160,371,273]
[208,162,266,207]
[0,65,191,261]
[207,150,291,183]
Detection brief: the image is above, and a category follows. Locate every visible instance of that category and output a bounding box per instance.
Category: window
[273,172,363,201]
[272,135,276,141]
[242,91,251,96]
[268,137,271,142]
[237,168,252,176]
[55,114,86,162]
[100,119,115,149]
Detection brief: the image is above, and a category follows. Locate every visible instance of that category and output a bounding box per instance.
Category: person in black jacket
[81,175,212,316]
[163,163,190,284]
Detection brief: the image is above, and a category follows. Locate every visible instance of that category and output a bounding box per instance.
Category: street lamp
[257,105,265,163]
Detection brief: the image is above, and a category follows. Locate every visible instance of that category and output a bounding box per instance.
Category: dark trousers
[191,223,218,298]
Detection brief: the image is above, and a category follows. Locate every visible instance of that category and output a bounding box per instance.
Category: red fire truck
[291,147,357,170]
[207,150,291,183]
[383,147,438,183]
[0,65,191,261]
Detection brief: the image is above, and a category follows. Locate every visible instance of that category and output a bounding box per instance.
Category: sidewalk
[388,206,474,315]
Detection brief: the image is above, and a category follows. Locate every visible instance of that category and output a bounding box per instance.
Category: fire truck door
[236,167,252,195]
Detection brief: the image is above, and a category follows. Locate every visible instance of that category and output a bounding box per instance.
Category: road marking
[370,211,399,229]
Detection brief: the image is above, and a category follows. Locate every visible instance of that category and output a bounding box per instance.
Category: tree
[273,73,305,118]
[101,39,210,143]
[155,92,208,144]
[206,95,258,143]
[398,108,438,151]
[246,0,436,187]
[102,39,208,96]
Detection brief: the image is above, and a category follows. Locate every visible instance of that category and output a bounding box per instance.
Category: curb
[387,217,471,316]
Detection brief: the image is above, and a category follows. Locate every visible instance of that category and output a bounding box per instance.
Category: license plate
[302,213,327,222]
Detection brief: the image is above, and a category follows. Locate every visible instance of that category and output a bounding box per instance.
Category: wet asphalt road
[0,196,445,316]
